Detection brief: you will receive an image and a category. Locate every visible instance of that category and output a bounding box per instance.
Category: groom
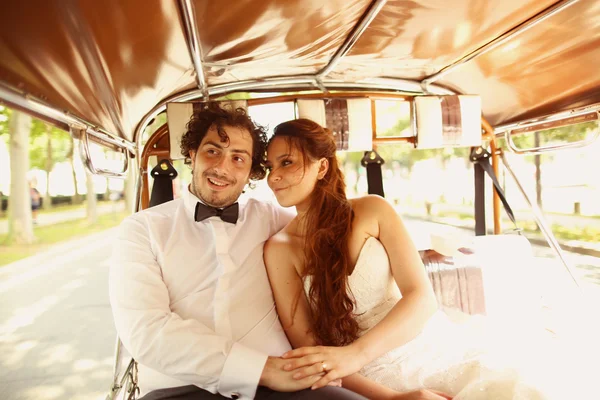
[109,102,450,400]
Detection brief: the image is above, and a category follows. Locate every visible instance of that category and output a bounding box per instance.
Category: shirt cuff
[218,342,268,399]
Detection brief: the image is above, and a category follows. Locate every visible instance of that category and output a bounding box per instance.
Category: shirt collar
[183,186,245,222]
[183,186,202,221]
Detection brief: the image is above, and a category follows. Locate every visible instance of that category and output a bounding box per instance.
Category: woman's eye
[281,159,292,167]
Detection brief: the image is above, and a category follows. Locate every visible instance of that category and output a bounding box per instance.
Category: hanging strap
[361,150,385,197]
[149,159,178,208]
[470,147,518,230]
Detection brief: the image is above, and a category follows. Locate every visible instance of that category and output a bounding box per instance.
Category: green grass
[0,211,127,266]
[551,224,600,242]
[0,202,88,221]
[414,211,600,243]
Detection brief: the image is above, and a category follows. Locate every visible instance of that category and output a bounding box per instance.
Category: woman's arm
[352,195,438,363]
[263,236,316,347]
[264,237,399,400]
[283,196,438,389]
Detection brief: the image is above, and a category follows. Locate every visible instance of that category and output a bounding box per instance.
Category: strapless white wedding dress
[304,237,569,399]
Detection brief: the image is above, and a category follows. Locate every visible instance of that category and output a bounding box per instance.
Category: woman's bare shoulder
[350,195,390,212]
[349,195,391,222]
[266,229,294,249]
[264,229,303,269]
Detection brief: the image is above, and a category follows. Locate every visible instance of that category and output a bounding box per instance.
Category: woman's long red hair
[271,119,359,346]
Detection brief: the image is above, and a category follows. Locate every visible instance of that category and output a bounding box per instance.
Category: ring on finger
[321,361,328,372]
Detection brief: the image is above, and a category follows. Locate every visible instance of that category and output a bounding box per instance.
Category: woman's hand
[281,344,367,389]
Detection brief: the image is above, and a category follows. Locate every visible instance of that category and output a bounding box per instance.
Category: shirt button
[231,393,240,399]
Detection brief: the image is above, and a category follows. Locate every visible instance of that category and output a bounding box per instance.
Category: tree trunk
[105,177,111,201]
[534,131,542,209]
[85,170,97,224]
[7,111,35,245]
[43,125,53,209]
[68,136,82,204]
[124,158,137,214]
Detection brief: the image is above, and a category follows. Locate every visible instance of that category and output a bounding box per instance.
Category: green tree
[29,119,71,209]
[66,135,83,204]
[6,110,35,245]
[508,121,595,209]
[0,105,11,136]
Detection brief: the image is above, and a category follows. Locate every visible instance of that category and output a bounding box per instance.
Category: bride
[263,119,550,399]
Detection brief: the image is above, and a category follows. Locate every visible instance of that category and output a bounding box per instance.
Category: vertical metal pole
[482,118,502,234]
[489,139,502,234]
[474,162,486,235]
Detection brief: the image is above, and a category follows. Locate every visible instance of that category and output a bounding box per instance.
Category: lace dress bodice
[347,237,402,333]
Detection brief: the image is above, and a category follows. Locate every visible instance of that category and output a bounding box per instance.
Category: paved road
[0,223,598,400]
[0,229,117,400]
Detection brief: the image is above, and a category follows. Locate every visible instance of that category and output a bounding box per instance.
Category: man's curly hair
[180,102,268,181]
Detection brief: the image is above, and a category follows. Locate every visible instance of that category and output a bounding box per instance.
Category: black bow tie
[194,202,239,224]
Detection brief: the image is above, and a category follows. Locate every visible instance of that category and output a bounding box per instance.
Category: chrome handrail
[317,0,388,79]
[504,111,600,155]
[178,0,208,98]
[494,103,600,135]
[78,127,129,178]
[504,126,600,155]
[0,82,136,154]
[106,355,137,400]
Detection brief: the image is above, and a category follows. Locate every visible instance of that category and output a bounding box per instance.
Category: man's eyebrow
[203,141,251,157]
[203,141,223,149]
[232,149,252,157]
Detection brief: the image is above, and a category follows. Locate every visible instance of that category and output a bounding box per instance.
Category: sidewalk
[422,203,600,229]
[403,211,600,258]
[0,201,126,235]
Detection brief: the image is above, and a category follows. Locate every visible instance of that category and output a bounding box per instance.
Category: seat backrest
[421,249,486,315]
[419,234,537,320]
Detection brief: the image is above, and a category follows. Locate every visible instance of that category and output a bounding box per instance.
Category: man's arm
[110,216,268,398]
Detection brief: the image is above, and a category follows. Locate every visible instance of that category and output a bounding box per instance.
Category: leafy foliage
[29,119,71,171]
[0,105,11,138]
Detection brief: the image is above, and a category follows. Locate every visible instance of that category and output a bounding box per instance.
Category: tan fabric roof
[1,0,599,142]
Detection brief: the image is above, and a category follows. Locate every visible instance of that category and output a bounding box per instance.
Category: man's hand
[392,389,453,400]
[259,356,326,392]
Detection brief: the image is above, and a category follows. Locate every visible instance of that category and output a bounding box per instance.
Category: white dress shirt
[109,188,294,399]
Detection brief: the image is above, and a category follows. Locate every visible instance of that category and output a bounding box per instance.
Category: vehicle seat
[421,249,486,315]
[419,234,537,319]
